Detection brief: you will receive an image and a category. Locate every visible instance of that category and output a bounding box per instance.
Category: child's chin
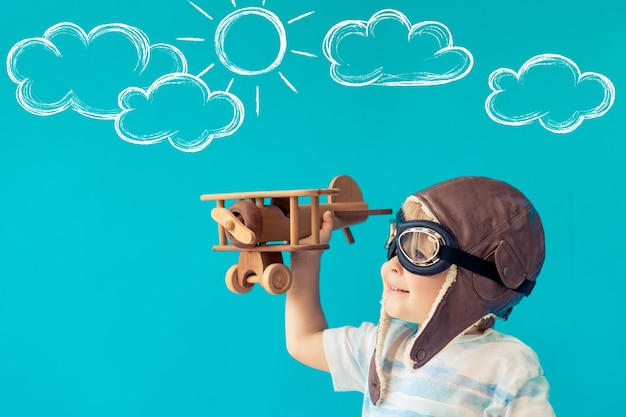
[382,303,402,320]
[383,304,420,323]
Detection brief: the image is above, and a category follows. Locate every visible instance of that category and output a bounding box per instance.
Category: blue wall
[1,0,623,415]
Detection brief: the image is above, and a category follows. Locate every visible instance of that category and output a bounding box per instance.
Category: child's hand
[318,210,334,245]
[299,210,333,246]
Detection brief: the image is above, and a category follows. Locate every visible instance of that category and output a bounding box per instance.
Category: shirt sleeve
[322,322,377,393]
[501,374,556,417]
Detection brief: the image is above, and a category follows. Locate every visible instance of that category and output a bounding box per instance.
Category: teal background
[1,0,623,416]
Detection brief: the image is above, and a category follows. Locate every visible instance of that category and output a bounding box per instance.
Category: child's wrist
[291,250,323,263]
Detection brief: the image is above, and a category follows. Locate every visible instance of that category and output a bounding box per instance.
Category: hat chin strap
[438,246,535,296]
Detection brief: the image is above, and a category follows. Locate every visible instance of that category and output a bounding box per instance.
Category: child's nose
[387,255,403,274]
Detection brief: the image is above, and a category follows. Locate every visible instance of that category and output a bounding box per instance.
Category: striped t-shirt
[323,319,555,417]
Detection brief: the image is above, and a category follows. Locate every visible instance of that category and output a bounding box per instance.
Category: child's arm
[284,211,333,372]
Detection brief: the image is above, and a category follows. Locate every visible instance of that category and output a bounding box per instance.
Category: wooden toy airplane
[200,175,392,295]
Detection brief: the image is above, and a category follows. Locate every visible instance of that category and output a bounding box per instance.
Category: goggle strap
[439,246,534,296]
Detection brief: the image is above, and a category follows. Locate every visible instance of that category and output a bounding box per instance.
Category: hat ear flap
[494,240,528,289]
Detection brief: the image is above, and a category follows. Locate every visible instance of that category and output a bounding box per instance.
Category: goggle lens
[397,227,444,267]
[385,214,458,276]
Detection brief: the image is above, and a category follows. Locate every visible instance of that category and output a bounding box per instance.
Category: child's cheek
[380,261,390,278]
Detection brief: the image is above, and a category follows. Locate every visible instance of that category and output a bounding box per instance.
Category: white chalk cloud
[322,9,473,87]
[485,53,615,134]
[6,22,187,120]
[115,73,245,153]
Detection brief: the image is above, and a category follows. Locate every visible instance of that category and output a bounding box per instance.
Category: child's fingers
[321,211,334,229]
[319,211,333,244]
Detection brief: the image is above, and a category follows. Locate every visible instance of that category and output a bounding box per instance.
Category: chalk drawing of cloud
[322,9,473,87]
[486,54,615,134]
[6,22,187,120]
[115,73,245,153]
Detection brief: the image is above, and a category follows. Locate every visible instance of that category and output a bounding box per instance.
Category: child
[285,176,555,416]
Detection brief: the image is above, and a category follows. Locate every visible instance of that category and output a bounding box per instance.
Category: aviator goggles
[385,211,535,296]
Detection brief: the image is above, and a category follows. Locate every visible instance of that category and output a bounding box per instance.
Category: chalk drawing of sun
[177,0,316,116]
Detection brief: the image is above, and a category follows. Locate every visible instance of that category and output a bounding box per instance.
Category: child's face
[380,255,447,324]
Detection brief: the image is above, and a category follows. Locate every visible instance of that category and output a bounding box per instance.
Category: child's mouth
[389,286,409,293]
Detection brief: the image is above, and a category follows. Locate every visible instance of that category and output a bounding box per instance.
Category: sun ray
[278,71,298,94]
[176,37,205,42]
[256,85,260,116]
[188,0,213,20]
[225,78,235,93]
[291,50,317,58]
[231,0,237,8]
[288,11,315,25]
[197,63,215,78]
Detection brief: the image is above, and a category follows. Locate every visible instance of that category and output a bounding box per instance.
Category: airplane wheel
[225,265,253,294]
[262,264,292,295]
